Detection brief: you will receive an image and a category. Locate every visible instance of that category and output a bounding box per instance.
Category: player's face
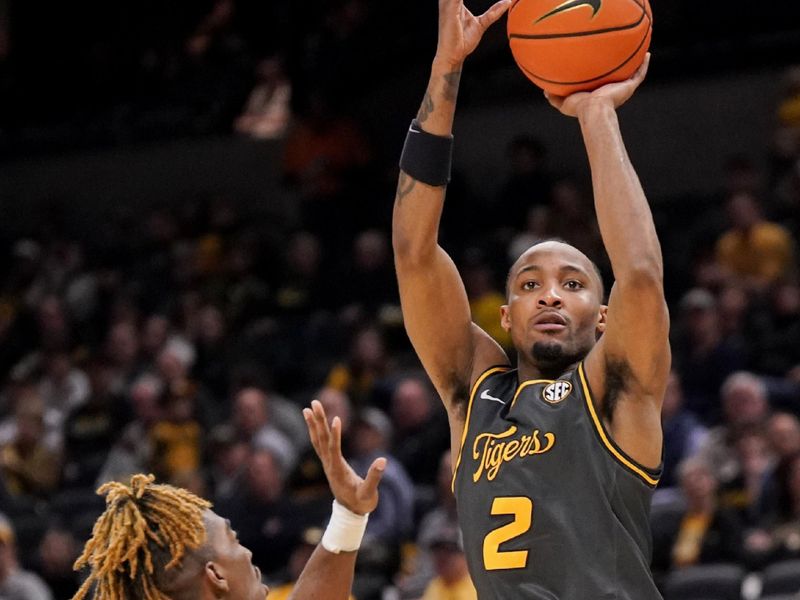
[502,242,605,376]
[204,511,269,600]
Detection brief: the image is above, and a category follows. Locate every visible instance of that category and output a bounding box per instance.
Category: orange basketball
[507,0,652,96]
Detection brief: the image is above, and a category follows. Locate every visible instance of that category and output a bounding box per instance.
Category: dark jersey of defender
[452,362,662,600]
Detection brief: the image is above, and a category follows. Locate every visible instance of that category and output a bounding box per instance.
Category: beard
[531,340,585,379]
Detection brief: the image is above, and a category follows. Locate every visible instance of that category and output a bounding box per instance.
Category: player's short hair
[506,238,605,302]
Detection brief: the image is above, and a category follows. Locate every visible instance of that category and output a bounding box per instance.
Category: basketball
[507,0,652,96]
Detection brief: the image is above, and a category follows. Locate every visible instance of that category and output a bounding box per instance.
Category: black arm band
[399,119,453,187]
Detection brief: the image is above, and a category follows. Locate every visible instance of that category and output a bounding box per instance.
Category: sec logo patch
[542,381,572,404]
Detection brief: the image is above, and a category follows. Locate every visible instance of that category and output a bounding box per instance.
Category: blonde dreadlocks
[72,474,212,600]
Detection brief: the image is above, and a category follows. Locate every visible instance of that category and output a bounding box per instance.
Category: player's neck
[516,357,579,382]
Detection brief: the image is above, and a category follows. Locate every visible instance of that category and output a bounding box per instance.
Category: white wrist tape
[321,500,369,554]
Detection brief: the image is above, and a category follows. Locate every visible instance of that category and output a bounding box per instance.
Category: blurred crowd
[0,0,799,598]
[2,0,800,157]
[0,64,797,599]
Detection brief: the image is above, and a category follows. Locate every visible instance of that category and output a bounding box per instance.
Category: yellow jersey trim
[577,362,660,487]
[452,366,511,492]
[509,378,556,410]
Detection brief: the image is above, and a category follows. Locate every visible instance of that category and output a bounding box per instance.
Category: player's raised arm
[290,401,385,600]
[392,0,511,418]
[546,55,670,468]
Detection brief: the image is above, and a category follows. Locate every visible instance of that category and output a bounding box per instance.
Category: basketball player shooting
[392,0,669,598]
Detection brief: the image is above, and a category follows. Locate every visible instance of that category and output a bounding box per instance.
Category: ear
[500,304,511,332]
[204,562,230,597]
[596,305,608,336]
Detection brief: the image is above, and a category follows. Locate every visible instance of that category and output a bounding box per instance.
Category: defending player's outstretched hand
[303,399,386,516]
[544,53,651,118]
[435,0,512,68]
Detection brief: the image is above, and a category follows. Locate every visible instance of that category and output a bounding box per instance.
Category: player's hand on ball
[435,0,513,68]
[303,399,386,515]
[545,53,650,117]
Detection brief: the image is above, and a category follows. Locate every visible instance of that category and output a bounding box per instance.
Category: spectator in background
[191,303,232,401]
[0,514,52,600]
[207,424,249,504]
[274,231,326,316]
[338,230,398,317]
[222,235,271,331]
[698,371,772,486]
[234,55,292,140]
[289,387,353,502]
[673,288,747,423]
[0,392,60,498]
[495,135,552,230]
[351,408,414,546]
[139,314,171,368]
[215,446,299,577]
[716,284,752,343]
[420,522,477,600]
[755,281,800,377]
[758,413,800,524]
[462,252,511,352]
[61,358,127,488]
[37,349,90,450]
[150,381,203,483]
[96,373,162,485]
[398,451,460,599]
[715,192,795,290]
[37,527,79,599]
[326,326,391,409]
[231,387,303,461]
[767,412,800,469]
[156,336,222,428]
[282,89,371,192]
[651,457,744,574]
[34,296,72,356]
[390,375,450,487]
[349,407,414,598]
[746,452,800,565]
[660,371,708,489]
[103,321,142,394]
[718,427,774,527]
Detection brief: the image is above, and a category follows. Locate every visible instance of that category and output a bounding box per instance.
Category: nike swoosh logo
[535,0,602,23]
[480,390,506,405]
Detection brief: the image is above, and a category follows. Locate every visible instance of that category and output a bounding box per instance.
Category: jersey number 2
[483,496,533,570]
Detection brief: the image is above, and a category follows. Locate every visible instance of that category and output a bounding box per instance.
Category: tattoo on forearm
[443,71,461,103]
[396,171,416,204]
[417,91,434,123]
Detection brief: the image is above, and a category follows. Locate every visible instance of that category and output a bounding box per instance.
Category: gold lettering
[503,440,521,462]
[487,443,505,480]
[530,431,541,454]
[471,425,556,483]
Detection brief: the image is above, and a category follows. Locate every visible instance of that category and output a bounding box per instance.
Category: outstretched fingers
[362,457,387,496]
[330,416,344,460]
[632,52,651,84]
[476,0,513,30]
[304,400,332,463]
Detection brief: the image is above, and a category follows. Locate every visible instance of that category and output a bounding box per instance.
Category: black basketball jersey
[452,362,662,600]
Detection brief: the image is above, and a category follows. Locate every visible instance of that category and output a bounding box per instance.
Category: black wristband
[399,119,453,187]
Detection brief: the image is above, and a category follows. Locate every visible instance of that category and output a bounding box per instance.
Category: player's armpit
[583,279,670,468]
